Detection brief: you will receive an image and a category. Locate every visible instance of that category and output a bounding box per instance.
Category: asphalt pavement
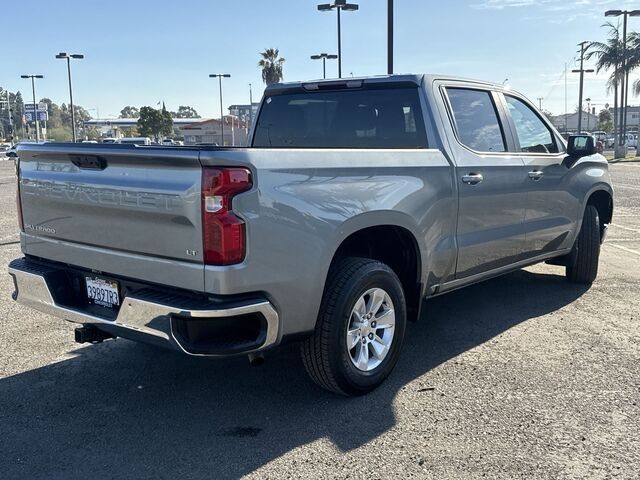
[0,158,638,479]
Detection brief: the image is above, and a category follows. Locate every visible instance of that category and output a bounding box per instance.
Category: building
[551,111,599,133]
[84,116,249,145]
[180,117,248,146]
[608,106,640,134]
[84,118,200,138]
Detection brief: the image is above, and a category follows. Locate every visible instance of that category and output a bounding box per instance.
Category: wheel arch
[326,221,424,323]
[585,188,613,241]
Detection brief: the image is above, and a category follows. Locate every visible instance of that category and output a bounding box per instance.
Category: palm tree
[258,48,285,86]
[627,33,640,97]
[586,23,623,135]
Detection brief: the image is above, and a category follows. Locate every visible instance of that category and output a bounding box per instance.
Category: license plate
[86,277,120,308]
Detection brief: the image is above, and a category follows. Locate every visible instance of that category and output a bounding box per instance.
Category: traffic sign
[24,111,48,122]
[24,102,48,112]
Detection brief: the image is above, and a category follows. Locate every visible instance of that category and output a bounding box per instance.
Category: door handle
[528,170,544,180]
[462,173,483,185]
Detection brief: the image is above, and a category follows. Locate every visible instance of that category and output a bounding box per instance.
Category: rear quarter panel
[200,148,457,337]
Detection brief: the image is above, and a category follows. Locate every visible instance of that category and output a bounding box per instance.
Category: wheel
[301,257,407,396]
[566,205,600,284]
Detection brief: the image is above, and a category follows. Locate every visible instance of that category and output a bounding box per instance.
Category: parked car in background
[0,143,11,155]
[605,135,616,148]
[592,131,607,143]
[115,137,152,146]
[9,74,614,396]
[101,138,117,144]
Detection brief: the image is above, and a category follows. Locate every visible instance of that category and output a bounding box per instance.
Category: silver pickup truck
[8,74,613,395]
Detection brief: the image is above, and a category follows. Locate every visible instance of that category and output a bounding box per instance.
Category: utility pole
[537,97,543,110]
[572,42,594,134]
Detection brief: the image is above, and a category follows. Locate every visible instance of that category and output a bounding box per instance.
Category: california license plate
[86,277,120,309]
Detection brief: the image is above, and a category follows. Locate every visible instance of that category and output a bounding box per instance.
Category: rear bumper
[8,257,280,356]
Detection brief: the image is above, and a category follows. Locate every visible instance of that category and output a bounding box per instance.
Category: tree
[160,102,173,136]
[540,109,555,122]
[137,106,173,138]
[172,105,200,118]
[587,23,623,136]
[0,88,25,139]
[119,106,140,118]
[40,98,63,128]
[598,109,613,132]
[258,48,285,85]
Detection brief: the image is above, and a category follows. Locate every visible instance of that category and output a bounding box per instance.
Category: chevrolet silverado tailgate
[17,143,205,290]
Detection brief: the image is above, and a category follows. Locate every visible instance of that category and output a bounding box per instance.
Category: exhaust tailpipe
[248,352,265,367]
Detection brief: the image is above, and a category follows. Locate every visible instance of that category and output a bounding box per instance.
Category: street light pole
[605,9,640,156]
[311,53,338,79]
[387,0,393,74]
[20,74,44,142]
[317,1,359,79]
[209,73,231,146]
[572,42,594,134]
[248,83,253,127]
[56,52,84,142]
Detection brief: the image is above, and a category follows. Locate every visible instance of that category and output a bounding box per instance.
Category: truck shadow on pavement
[0,269,589,479]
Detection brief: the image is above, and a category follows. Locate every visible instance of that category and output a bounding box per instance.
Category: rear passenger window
[505,95,559,153]
[446,88,506,152]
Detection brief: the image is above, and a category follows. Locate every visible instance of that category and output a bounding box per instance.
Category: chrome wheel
[346,287,396,372]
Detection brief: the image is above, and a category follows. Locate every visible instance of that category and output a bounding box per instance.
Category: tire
[566,205,600,284]
[301,257,407,396]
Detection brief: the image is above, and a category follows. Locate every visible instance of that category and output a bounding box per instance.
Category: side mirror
[567,135,597,157]
[6,150,17,158]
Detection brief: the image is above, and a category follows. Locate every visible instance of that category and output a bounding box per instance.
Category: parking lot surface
[0,158,638,479]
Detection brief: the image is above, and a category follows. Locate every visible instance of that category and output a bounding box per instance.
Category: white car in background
[115,137,152,146]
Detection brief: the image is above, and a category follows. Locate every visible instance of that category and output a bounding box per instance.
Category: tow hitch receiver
[74,326,114,344]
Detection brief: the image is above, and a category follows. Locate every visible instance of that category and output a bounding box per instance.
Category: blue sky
[3,0,639,118]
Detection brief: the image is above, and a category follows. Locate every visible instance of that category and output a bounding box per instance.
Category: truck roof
[265,74,505,93]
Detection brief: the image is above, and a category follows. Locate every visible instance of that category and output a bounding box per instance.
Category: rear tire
[301,257,407,396]
[566,205,600,284]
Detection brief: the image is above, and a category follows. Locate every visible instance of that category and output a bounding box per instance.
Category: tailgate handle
[70,155,107,170]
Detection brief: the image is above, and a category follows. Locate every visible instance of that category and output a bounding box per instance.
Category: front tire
[566,205,600,284]
[301,257,407,396]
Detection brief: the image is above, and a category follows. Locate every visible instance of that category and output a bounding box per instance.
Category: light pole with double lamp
[605,9,640,155]
[209,74,231,146]
[311,53,338,79]
[20,74,44,142]
[55,52,84,142]
[317,1,359,79]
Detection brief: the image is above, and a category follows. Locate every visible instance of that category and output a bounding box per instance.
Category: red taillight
[202,167,252,265]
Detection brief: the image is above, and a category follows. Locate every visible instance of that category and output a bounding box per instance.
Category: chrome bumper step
[8,258,279,356]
